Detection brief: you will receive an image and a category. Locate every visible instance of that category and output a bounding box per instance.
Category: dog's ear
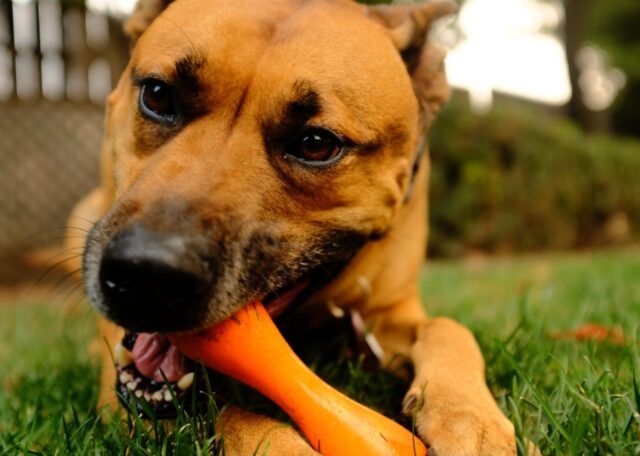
[124,0,174,43]
[368,0,456,125]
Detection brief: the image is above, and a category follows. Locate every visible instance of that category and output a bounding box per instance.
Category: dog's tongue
[132,333,188,382]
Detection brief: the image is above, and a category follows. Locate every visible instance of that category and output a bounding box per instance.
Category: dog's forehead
[127,0,419,148]
[132,0,414,97]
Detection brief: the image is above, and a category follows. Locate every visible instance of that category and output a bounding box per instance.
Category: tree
[587,0,640,137]
[563,0,595,131]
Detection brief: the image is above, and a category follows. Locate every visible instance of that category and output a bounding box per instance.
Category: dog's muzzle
[99,224,213,332]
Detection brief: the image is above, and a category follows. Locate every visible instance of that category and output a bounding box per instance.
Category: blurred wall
[0,0,128,280]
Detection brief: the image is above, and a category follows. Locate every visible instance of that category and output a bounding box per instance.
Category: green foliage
[588,0,640,80]
[427,95,640,257]
[586,0,640,137]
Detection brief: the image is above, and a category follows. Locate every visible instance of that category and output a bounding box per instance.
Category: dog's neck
[403,135,428,204]
[308,152,429,318]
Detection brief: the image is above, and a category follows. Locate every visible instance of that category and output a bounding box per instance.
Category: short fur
[68,0,517,453]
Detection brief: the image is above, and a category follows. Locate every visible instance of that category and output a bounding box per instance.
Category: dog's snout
[98,224,211,332]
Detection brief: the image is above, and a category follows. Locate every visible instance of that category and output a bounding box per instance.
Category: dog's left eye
[285,128,343,165]
[139,79,177,124]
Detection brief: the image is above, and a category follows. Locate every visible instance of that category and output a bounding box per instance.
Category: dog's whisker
[28,253,84,297]
[60,281,87,310]
[24,236,88,249]
[50,265,85,295]
[65,217,96,230]
[12,228,80,249]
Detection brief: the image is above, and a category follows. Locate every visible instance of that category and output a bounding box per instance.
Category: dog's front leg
[218,406,318,456]
[405,317,516,455]
[374,299,516,456]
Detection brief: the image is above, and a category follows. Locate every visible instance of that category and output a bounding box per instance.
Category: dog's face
[84,0,447,333]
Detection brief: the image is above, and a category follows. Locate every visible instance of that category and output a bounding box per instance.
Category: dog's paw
[403,390,516,456]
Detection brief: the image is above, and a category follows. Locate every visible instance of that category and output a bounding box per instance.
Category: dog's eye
[139,79,177,124]
[285,129,343,165]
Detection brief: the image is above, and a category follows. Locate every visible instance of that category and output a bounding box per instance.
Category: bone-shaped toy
[168,301,426,456]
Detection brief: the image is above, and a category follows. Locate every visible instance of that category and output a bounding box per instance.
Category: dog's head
[84,0,454,334]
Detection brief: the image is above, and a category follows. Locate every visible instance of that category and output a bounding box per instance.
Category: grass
[1,248,639,454]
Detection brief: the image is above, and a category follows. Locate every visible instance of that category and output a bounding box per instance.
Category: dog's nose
[98,225,211,332]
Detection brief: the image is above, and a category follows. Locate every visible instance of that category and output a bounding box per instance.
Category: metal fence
[0,0,128,279]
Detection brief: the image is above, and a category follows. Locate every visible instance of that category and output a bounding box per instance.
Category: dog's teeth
[177,372,194,391]
[135,389,143,398]
[327,300,345,318]
[126,381,137,391]
[163,390,172,402]
[115,343,133,367]
[144,392,152,401]
[152,391,163,402]
[119,371,133,384]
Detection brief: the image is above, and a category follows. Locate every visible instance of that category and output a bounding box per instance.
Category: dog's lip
[262,279,310,319]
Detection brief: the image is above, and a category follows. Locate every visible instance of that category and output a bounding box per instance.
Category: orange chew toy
[168,301,426,456]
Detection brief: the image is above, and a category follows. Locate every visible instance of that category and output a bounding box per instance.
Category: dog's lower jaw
[104,261,343,418]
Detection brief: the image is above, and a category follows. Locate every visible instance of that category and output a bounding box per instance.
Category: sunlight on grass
[1,249,639,453]
[421,248,640,454]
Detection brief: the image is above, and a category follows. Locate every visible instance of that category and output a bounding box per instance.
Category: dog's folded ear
[368,0,457,126]
[367,1,456,70]
[124,0,174,43]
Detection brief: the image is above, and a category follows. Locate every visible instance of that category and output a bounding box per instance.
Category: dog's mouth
[113,280,308,417]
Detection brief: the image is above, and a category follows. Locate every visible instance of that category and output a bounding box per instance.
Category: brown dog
[67,0,517,454]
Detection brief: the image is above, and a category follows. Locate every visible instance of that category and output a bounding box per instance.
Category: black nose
[99,225,211,332]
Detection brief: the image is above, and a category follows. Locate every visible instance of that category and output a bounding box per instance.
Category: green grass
[1,249,639,454]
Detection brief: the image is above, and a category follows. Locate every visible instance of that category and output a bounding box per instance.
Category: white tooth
[115,343,133,367]
[135,389,143,398]
[177,372,194,391]
[126,381,136,390]
[163,390,172,402]
[327,300,345,318]
[119,371,133,384]
[152,391,163,402]
[144,392,152,401]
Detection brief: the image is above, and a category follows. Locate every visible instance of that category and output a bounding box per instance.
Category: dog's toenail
[402,394,418,415]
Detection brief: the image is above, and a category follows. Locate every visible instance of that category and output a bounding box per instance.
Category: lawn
[1,248,639,455]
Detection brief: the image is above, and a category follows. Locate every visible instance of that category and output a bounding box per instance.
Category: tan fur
[67,0,516,454]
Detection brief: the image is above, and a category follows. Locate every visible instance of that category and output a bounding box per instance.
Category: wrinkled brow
[131,53,206,88]
[262,80,322,142]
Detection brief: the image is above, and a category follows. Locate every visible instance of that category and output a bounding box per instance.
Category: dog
[67,0,517,453]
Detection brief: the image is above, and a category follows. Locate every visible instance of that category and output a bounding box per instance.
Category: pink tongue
[132,333,188,382]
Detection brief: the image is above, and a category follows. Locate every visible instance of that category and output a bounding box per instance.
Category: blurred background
[0,0,638,284]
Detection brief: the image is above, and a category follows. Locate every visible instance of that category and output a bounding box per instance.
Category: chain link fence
[0,101,103,250]
[0,0,128,280]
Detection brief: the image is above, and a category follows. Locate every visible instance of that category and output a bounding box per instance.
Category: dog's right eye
[139,79,177,124]
[283,128,344,166]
